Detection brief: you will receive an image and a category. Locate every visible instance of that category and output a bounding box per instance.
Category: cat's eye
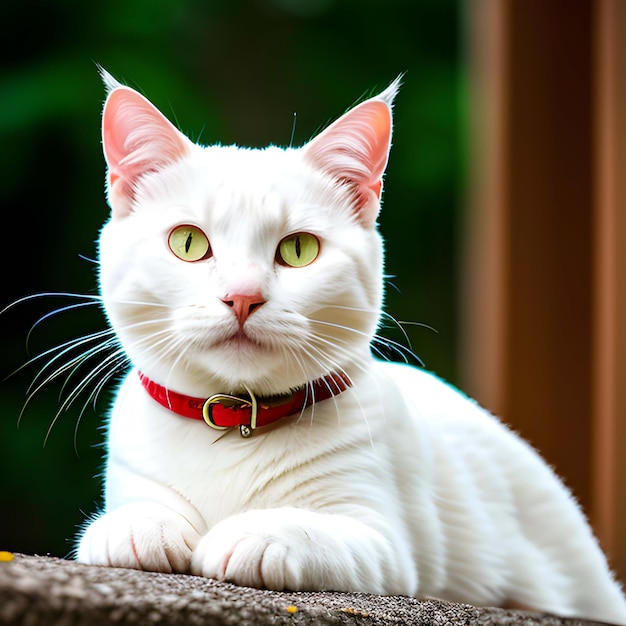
[168,225,211,262]
[277,233,320,268]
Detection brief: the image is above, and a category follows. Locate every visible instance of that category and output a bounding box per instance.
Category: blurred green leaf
[0,0,463,557]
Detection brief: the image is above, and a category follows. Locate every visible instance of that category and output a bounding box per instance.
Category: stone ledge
[0,554,601,626]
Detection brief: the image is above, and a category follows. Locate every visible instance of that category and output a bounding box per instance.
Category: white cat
[75,73,626,624]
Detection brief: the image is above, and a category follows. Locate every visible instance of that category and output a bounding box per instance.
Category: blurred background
[2,0,625,590]
[0,0,463,559]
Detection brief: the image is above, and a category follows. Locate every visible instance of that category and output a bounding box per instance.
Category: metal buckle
[202,385,258,438]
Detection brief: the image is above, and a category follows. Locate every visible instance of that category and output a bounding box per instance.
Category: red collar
[137,371,352,437]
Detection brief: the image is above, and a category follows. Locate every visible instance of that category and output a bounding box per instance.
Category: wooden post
[463,0,594,513]
[592,0,626,583]
[464,0,626,584]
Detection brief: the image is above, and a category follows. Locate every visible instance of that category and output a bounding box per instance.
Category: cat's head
[98,75,399,396]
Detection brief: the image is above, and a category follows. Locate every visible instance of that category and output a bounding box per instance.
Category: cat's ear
[102,83,193,218]
[303,78,400,226]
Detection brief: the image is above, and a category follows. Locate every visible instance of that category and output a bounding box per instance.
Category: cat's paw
[190,507,402,592]
[76,502,201,574]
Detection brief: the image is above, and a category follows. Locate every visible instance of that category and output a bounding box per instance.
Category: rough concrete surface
[0,553,605,626]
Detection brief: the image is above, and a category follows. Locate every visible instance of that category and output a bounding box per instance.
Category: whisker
[18,337,119,428]
[107,298,171,308]
[18,312,168,393]
[77,253,98,265]
[25,300,104,356]
[379,311,414,354]
[307,336,372,389]
[0,292,103,316]
[7,328,113,383]
[310,317,424,367]
[314,302,431,363]
[58,346,126,411]
[280,349,315,426]
[7,291,180,447]
[297,340,376,447]
[372,335,424,367]
[27,332,117,395]
[162,336,194,403]
[46,349,129,447]
[319,300,428,331]
[390,318,438,333]
[74,350,129,442]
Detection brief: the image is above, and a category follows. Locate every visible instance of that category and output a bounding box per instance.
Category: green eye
[168,225,211,262]
[277,233,320,268]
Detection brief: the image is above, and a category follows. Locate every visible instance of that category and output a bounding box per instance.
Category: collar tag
[202,386,258,438]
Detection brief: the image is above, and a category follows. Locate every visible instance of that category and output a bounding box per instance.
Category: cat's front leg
[77,502,202,574]
[190,507,415,594]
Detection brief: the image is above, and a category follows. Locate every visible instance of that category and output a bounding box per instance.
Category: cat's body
[76,74,626,623]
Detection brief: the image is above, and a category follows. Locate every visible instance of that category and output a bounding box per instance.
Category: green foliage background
[0,0,463,557]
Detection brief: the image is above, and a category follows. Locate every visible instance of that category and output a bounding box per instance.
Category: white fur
[76,81,626,624]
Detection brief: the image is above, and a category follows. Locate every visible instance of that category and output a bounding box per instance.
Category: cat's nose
[221,293,266,325]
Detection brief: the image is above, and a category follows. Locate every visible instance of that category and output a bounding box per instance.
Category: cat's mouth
[221,328,267,352]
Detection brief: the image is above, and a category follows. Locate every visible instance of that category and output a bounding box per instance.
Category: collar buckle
[202,386,258,438]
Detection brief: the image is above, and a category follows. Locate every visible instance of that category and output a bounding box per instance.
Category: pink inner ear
[369,180,383,197]
[102,87,191,217]
[361,101,393,192]
[304,99,393,224]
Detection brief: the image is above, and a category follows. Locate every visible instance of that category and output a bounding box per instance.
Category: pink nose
[222,293,266,325]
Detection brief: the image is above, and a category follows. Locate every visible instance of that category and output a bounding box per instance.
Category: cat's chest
[104,371,387,523]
